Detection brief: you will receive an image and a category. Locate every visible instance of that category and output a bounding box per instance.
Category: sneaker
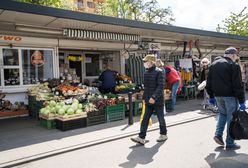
[131,136,146,145]
[214,136,224,146]
[226,143,240,150]
[157,134,168,142]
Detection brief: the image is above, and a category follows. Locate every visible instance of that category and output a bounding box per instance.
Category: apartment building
[72,0,104,13]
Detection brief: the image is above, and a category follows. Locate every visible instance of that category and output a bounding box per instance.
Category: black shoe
[226,143,240,150]
[214,136,224,146]
[166,109,174,112]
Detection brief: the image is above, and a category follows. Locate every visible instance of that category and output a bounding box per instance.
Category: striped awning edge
[63,28,140,42]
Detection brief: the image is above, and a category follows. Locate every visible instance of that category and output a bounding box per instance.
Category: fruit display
[115,83,136,93]
[39,99,86,119]
[27,83,54,101]
[117,74,132,82]
[27,83,51,95]
[92,98,116,111]
[57,84,88,96]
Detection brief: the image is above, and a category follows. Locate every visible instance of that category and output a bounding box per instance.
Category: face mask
[235,58,240,63]
[144,62,149,69]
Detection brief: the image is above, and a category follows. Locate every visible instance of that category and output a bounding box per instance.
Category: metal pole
[128,92,133,125]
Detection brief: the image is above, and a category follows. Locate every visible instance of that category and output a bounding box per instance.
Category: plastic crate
[40,118,56,129]
[87,114,106,126]
[87,110,105,118]
[56,117,87,131]
[106,104,125,122]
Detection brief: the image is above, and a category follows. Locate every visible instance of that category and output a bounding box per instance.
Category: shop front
[0,1,248,126]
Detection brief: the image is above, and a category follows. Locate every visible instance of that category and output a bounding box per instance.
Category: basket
[40,118,56,129]
[56,116,87,131]
[106,104,125,122]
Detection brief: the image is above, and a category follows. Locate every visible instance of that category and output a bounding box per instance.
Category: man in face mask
[131,54,167,145]
[206,47,246,150]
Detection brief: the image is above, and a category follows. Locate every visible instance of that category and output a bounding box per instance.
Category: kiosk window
[22,49,53,85]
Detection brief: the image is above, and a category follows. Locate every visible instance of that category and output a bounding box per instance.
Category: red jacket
[165,65,180,85]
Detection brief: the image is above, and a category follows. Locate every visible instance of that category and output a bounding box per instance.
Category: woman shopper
[200,58,210,109]
[131,55,167,145]
[165,63,181,112]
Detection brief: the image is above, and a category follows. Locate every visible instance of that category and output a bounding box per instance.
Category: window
[85,54,99,76]
[22,49,53,85]
[87,1,94,8]
[0,47,54,87]
[2,48,20,86]
[77,0,83,9]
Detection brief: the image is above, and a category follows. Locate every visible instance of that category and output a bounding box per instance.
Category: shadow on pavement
[205,146,248,168]
[0,98,208,152]
[119,141,165,168]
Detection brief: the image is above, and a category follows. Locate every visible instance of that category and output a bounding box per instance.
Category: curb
[1,114,215,167]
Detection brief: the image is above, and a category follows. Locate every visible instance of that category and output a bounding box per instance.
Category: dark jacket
[99,69,117,89]
[143,65,165,105]
[206,56,245,103]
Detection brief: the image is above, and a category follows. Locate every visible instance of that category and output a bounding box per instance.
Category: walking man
[206,47,246,149]
[131,54,167,145]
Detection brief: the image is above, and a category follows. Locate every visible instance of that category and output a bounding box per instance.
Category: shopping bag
[229,110,248,140]
[140,101,152,126]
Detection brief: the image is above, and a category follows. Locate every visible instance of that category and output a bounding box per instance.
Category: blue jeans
[171,81,180,110]
[215,97,238,146]
[139,104,167,139]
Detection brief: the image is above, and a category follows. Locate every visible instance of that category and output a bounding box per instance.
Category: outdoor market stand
[0,1,248,122]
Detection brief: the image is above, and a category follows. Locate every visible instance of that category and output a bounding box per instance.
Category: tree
[16,0,76,10]
[217,7,248,36]
[95,0,175,25]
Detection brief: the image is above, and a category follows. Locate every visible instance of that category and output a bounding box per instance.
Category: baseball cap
[224,47,239,55]
[143,54,156,62]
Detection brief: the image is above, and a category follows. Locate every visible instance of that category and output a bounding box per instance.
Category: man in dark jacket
[131,54,167,145]
[206,47,246,150]
[98,64,117,94]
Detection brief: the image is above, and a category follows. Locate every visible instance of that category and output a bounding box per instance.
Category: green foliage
[16,0,77,10]
[95,0,175,25]
[217,7,248,36]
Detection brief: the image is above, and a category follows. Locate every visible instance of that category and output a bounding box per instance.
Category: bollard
[128,92,133,125]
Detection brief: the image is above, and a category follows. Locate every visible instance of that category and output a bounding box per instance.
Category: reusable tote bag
[229,110,248,140]
[140,101,152,126]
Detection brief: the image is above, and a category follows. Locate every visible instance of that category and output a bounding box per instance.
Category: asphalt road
[14,116,248,168]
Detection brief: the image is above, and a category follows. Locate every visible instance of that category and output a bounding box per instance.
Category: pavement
[0,98,215,167]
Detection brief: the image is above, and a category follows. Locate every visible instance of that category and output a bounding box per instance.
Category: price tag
[65,98,73,104]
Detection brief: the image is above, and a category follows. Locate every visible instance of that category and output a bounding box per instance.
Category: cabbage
[59,101,65,106]
[55,105,61,112]
[63,105,69,111]
[67,108,74,115]
[78,103,83,109]
[50,107,56,114]
[71,103,78,111]
[43,109,50,116]
[73,98,79,104]
[40,108,46,114]
[75,109,83,114]
[49,100,56,107]
[58,108,65,115]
